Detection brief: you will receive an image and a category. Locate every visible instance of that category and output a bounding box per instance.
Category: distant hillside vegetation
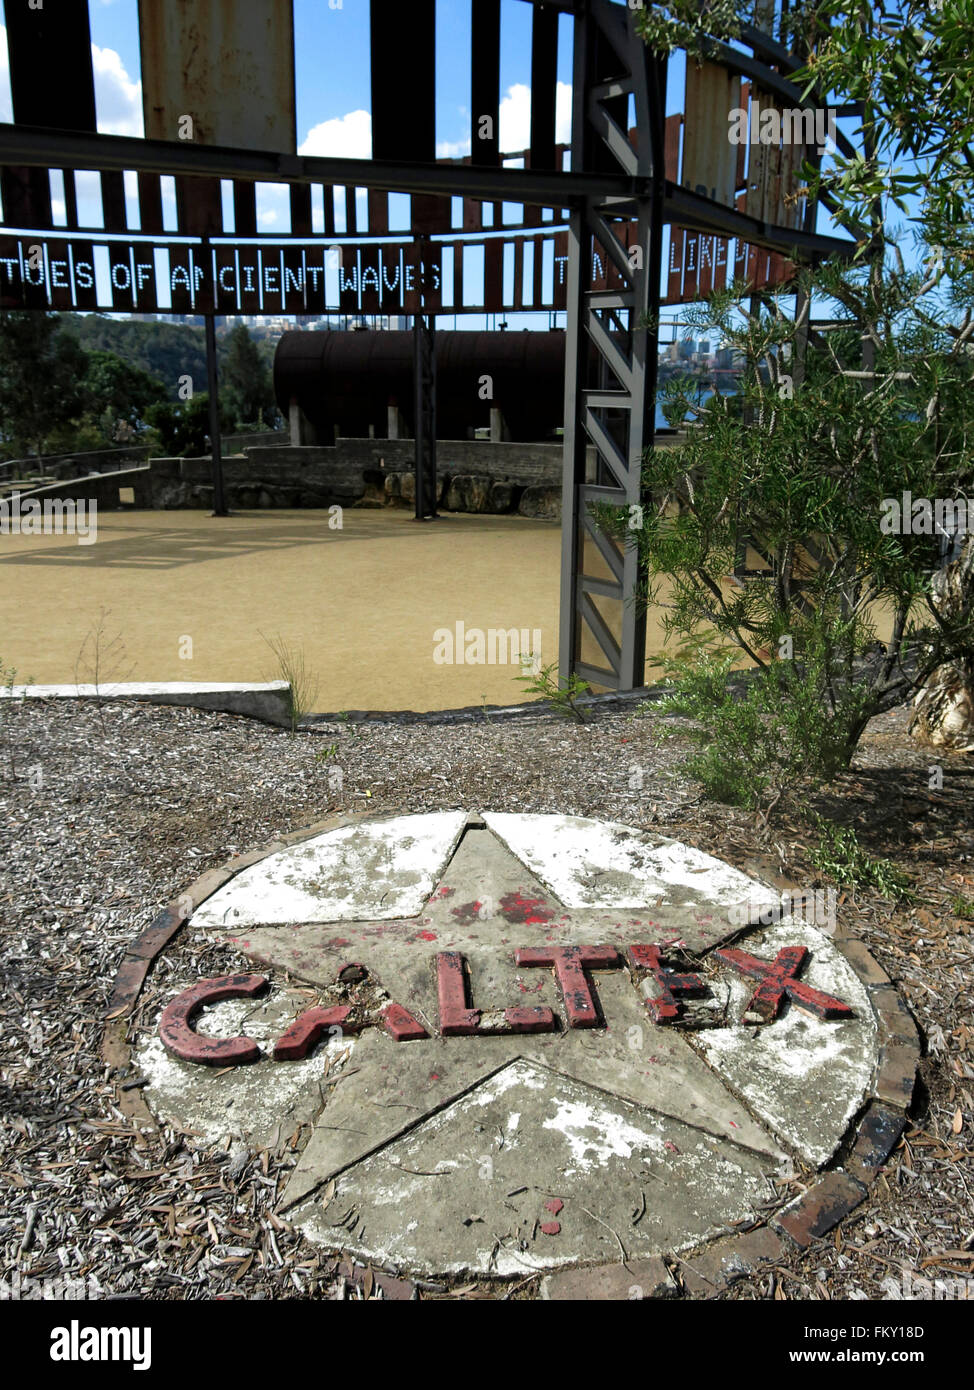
[58,315,275,402]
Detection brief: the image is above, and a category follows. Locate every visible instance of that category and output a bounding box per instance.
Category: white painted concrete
[483,811,780,914]
[192,811,468,927]
[697,919,877,1165]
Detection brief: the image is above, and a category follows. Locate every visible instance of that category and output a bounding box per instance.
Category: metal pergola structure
[0,0,862,692]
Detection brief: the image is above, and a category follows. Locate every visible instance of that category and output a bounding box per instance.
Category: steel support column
[559,0,664,691]
[204,308,228,518]
[411,229,439,521]
[413,312,438,520]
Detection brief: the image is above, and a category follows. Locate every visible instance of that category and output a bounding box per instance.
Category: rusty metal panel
[471,0,501,168]
[138,1,296,152]
[766,250,796,290]
[4,0,96,133]
[101,172,128,234]
[106,245,138,311]
[0,168,51,229]
[776,139,804,230]
[38,242,72,311]
[744,98,773,222]
[321,187,335,239]
[512,238,524,309]
[453,243,465,310]
[682,231,700,301]
[176,177,223,237]
[370,0,435,163]
[485,239,503,309]
[553,229,569,309]
[367,190,388,236]
[138,174,164,235]
[706,233,729,295]
[736,83,750,191]
[282,248,307,313]
[530,5,559,173]
[682,61,739,208]
[290,185,313,237]
[358,245,382,314]
[233,183,258,236]
[166,245,197,314]
[68,243,99,311]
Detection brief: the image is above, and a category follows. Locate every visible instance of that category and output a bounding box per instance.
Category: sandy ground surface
[0,508,687,711]
[1,696,971,1300]
[0,509,581,710]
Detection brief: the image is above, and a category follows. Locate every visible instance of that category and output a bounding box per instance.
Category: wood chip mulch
[1,698,971,1300]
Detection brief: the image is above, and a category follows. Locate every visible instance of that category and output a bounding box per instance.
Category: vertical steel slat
[370,0,436,163]
[471,0,501,168]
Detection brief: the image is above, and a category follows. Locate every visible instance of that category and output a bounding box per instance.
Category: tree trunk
[910,534,974,753]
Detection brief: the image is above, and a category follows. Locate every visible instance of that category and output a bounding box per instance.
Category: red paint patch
[540,1222,561,1236]
[544,1198,563,1215]
[499,891,555,926]
[417,929,438,941]
[450,901,483,925]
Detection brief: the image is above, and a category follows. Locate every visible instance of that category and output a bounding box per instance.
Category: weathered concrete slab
[288,1057,778,1279]
[192,812,467,928]
[695,920,877,1165]
[482,812,779,931]
[140,810,888,1281]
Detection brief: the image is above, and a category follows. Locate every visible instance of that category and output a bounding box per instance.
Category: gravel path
[1,697,971,1299]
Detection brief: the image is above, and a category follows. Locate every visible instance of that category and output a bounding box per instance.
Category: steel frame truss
[559,1,664,691]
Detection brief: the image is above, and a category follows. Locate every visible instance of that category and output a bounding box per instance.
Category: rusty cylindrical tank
[274,329,567,442]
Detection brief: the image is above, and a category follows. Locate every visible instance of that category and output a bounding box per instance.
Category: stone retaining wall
[13,438,576,520]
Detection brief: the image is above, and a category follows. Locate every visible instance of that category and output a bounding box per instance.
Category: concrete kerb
[5,678,659,732]
[4,681,294,728]
[104,811,922,1300]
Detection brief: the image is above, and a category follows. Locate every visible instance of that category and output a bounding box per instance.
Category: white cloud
[92,43,143,137]
[438,82,573,162]
[499,81,573,155]
[299,109,372,160]
[0,27,12,123]
[300,84,573,167]
[437,136,471,159]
